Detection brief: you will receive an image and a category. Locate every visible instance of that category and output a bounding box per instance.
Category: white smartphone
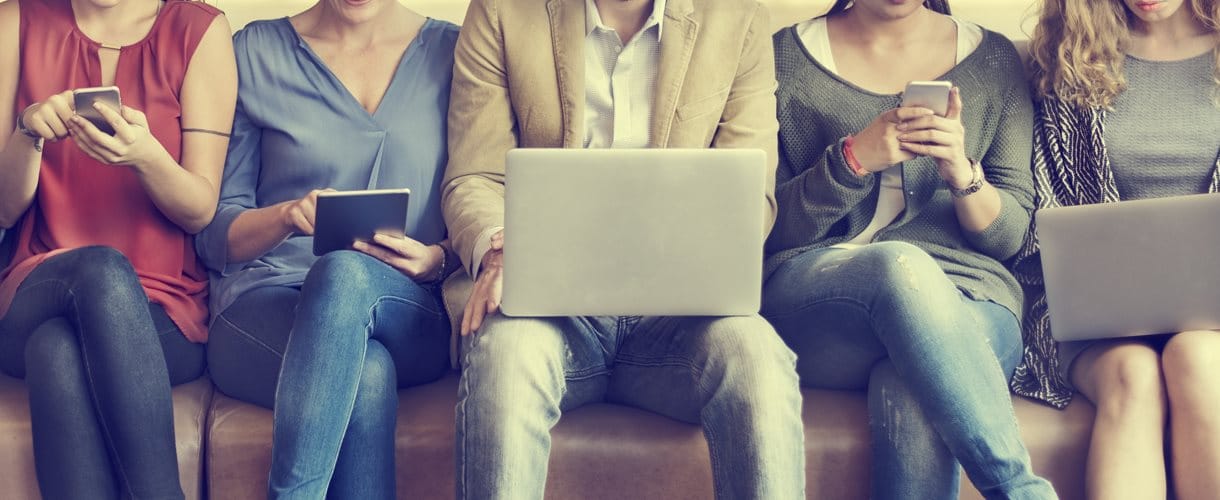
[901,80,952,117]
[73,86,121,135]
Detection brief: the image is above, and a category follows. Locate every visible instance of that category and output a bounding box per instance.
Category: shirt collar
[585,0,666,39]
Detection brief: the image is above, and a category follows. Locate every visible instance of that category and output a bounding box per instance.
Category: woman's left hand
[353,234,446,282]
[896,86,975,189]
[67,102,172,172]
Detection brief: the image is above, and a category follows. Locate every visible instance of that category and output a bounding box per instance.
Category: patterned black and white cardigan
[1008,96,1220,409]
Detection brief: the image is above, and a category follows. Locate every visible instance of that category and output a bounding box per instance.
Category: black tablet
[312,189,411,256]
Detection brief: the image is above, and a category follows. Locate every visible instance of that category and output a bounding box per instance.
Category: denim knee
[850,242,956,303]
[697,316,800,404]
[302,251,386,300]
[56,246,144,300]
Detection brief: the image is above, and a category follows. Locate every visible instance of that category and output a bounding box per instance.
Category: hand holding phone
[73,86,121,136]
[901,81,952,116]
[896,82,974,186]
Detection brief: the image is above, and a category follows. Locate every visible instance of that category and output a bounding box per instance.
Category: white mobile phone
[901,80,952,117]
[73,86,121,136]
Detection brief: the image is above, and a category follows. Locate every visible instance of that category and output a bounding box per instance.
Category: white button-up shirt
[472,0,668,276]
[582,0,665,149]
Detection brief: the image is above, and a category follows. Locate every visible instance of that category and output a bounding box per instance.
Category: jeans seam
[215,314,285,357]
[65,286,138,498]
[369,295,443,319]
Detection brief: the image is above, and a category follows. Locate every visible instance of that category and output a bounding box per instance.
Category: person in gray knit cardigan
[762,0,1056,498]
[1010,0,1220,498]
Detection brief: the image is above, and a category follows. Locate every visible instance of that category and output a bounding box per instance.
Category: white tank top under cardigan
[795,16,983,246]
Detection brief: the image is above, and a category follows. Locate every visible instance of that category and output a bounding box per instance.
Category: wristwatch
[949,159,983,198]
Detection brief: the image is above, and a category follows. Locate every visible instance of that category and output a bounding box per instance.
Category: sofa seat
[206,372,1093,499]
[0,374,214,500]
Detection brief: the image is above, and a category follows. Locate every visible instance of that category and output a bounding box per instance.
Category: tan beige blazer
[441,0,780,276]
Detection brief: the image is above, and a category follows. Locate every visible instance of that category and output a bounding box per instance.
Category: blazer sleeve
[441,0,515,277]
[710,3,779,235]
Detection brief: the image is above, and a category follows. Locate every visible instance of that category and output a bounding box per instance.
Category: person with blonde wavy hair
[1011,0,1220,498]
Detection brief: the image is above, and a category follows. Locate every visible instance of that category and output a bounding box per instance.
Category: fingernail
[896,123,906,131]
[898,134,908,141]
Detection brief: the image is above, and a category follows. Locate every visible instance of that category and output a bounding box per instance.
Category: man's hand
[461,230,504,336]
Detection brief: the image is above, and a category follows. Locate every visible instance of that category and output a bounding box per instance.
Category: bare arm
[139,15,238,234]
[0,1,41,229]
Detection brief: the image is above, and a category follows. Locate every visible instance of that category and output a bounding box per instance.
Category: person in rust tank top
[0,0,235,498]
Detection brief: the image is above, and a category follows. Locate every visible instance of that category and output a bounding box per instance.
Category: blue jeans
[207,251,450,500]
[0,246,204,500]
[455,314,805,500]
[762,242,1055,500]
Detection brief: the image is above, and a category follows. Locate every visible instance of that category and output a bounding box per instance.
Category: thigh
[961,299,1023,378]
[461,314,618,411]
[609,315,797,423]
[761,247,891,389]
[0,249,151,376]
[208,286,299,409]
[148,304,205,386]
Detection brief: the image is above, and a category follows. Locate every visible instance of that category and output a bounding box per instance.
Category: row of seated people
[0,0,1214,499]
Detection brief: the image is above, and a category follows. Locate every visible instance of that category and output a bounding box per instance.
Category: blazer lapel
[649,0,698,147]
[547,0,587,148]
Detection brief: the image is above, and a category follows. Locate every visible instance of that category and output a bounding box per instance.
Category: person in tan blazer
[441,0,805,498]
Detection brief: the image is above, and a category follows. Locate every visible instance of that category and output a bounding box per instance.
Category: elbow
[181,211,217,236]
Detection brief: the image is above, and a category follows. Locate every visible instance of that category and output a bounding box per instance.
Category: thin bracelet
[16,105,44,153]
[181,128,232,138]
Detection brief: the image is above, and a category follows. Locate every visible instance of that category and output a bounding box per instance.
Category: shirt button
[907,190,915,196]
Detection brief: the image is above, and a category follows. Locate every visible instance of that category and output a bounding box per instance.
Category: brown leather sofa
[0,1,1094,498]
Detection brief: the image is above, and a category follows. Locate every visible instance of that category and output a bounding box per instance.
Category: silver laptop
[1036,193,1220,341]
[501,148,766,317]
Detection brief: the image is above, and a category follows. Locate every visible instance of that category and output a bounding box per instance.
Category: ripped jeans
[762,242,1056,500]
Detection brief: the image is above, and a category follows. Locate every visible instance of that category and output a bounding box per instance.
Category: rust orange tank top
[0,0,222,342]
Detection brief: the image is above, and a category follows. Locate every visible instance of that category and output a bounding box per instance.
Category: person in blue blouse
[194,1,459,498]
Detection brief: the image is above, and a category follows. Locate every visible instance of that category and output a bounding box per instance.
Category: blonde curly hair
[1029,0,1220,108]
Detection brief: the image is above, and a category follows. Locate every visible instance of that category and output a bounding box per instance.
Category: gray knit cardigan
[1009,96,1220,408]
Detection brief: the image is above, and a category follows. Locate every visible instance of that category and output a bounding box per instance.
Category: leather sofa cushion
[206,372,1093,499]
[0,374,213,500]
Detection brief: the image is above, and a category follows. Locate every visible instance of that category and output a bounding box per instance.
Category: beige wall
[0,0,1042,41]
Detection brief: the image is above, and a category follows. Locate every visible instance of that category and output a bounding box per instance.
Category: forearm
[0,129,43,228]
[224,202,294,264]
[953,181,1003,232]
[132,151,220,234]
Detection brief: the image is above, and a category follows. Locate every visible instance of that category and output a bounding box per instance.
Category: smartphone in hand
[73,86,121,135]
[901,80,952,117]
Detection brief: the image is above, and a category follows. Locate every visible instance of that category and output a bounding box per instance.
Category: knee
[58,246,141,297]
[1092,345,1166,417]
[1161,331,1220,406]
[23,319,81,378]
[303,251,384,299]
[853,242,946,296]
[698,317,800,402]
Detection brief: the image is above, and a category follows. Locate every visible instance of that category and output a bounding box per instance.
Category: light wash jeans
[762,242,1056,500]
[455,314,805,500]
[209,251,451,500]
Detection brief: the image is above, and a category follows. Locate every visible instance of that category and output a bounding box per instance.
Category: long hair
[823,0,952,17]
[1030,0,1220,108]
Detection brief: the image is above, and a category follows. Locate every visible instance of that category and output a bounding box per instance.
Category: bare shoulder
[0,0,18,33]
